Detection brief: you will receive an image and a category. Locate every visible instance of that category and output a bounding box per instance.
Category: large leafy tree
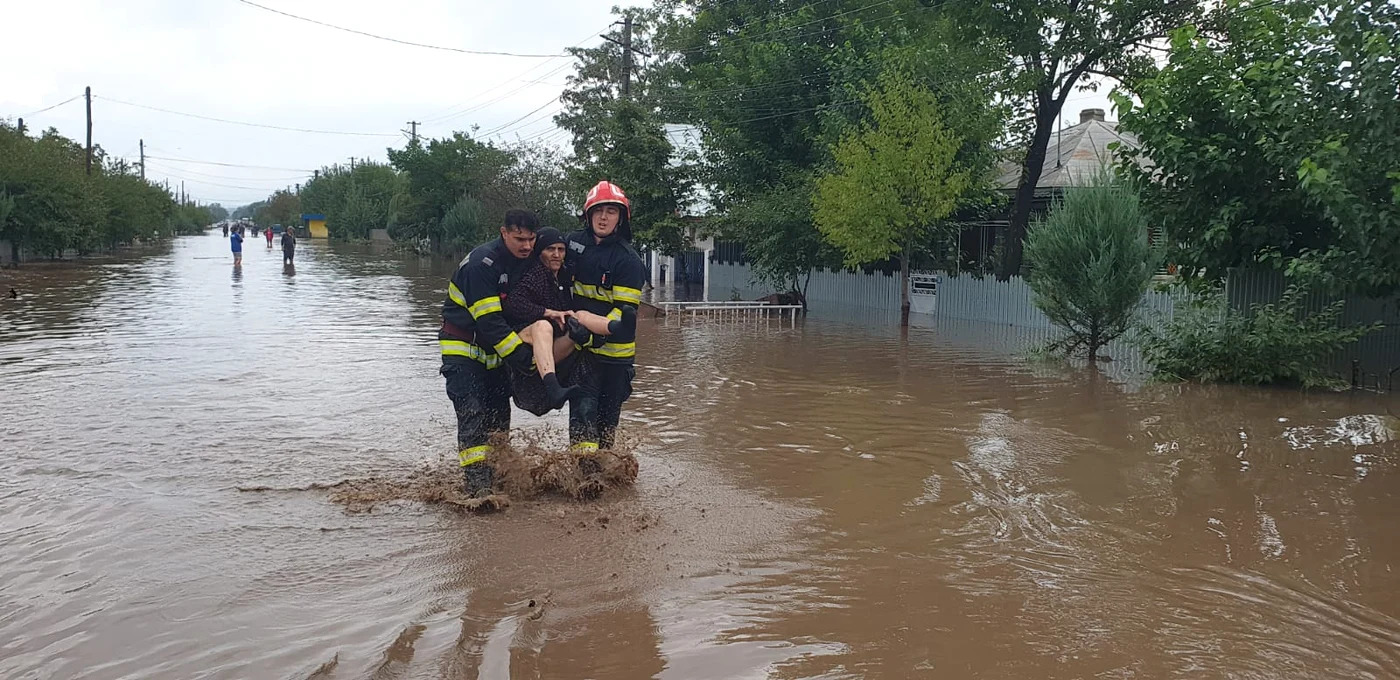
[557,7,692,255]
[814,69,997,324]
[656,1,1000,292]
[946,0,1205,279]
[1116,0,1400,296]
[386,133,515,250]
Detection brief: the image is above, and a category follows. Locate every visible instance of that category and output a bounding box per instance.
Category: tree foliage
[254,189,301,229]
[1025,173,1161,361]
[300,161,401,240]
[945,0,1204,279]
[813,68,996,321]
[557,7,693,255]
[1115,0,1400,296]
[655,1,1002,291]
[0,122,211,260]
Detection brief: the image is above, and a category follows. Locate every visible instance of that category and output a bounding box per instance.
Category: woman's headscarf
[532,227,566,259]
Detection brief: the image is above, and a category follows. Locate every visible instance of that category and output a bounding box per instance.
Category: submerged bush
[1139,287,1378,388]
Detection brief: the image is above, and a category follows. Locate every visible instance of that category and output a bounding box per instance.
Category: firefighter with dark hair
[564,181,644,475]
[439,209,540,498]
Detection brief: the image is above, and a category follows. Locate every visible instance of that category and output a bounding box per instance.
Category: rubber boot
[542,372,580,411]
[607,305,636,335]
[462,462,496,499]
[576,455,604,499]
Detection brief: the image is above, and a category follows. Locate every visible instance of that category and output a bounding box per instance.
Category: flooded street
[4,231,1400,679]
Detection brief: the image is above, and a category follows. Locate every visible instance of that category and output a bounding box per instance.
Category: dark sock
[543,372,580,409]
[607,305,637,335]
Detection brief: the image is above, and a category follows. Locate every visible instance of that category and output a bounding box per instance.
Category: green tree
[300,161,401,240]
[255,189,300,228]
[207,203,229,222]
[945,0,1205,280]
[1115,0,1400,296]
[655,2,1002,292]
[813,69,993,324]
[1025,173,1161,361]
[557,6,692,255]
[387,133,514,252]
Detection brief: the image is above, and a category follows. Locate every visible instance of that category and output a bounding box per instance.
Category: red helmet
[583,181,630,219]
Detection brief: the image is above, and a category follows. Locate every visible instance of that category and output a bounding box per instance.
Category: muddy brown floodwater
[3,232,1400,679]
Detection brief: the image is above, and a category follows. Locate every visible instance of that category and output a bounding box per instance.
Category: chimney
[1080,108,1106,124]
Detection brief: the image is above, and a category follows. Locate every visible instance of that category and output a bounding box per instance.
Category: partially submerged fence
[705,260,1399,386]
[655,300,802,329]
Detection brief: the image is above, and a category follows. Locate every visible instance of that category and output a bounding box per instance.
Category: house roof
[996,109,1140,193]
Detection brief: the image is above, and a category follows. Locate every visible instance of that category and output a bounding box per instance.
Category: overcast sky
[0,0,644,208]
[2,0,1113,209]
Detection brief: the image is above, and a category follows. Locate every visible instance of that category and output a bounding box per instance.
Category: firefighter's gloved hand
[505,343,535,373]
[566,316,593,346]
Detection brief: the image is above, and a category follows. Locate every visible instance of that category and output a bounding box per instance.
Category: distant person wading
[281,227,296,265]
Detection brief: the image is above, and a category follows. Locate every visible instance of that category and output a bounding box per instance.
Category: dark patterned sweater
[504,261,572,331]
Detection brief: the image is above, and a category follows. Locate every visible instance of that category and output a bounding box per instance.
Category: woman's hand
[542,309,573,328]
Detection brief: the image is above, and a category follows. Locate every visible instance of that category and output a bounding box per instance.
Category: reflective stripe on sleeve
[448,282,468,307]
[572,442,599,453]
[606,307,623,322]
[493,332,523,358]
[468,296,503,319]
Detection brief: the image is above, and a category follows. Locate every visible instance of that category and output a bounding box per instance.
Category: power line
[17,94,83,118]
[235,0,564,57]
[145,154,316,172]
[144,171,290,192]
[144,161,308,182]
[479,97,562,138]
[97,95,400,137]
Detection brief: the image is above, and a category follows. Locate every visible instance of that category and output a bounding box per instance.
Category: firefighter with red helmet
[564,181,644,470]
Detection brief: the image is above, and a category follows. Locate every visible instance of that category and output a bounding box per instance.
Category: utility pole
[16,118,24,135]
[408,120,419,143]
[350,157,356,171]
[621,15,633,100]
[603,16,645,100]
[139,139,145,179]
[313,169,320,180]
[84,86,93,175]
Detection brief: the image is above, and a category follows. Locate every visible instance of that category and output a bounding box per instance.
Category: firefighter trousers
[442,359,511,467]
[568,359,634,451]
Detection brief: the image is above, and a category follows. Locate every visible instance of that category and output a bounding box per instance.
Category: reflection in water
[1,232,1399,679]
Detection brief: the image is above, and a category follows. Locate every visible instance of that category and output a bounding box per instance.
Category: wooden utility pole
[350,157,356,171]
[84,86,93,175]
[408,120,419,143]
[139,139,145,179]
[313,169,319,180]
[16,118,24,135]
[621,15,633,100]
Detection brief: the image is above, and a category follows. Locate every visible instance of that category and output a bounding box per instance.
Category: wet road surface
[2,231,1400,679]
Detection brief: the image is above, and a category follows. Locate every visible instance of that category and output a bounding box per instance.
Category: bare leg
[520,320,557,378]
[552,335,574,364]
[573,310,614,336]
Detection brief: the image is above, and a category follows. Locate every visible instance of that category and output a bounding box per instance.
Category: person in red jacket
[264,227,274,247]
